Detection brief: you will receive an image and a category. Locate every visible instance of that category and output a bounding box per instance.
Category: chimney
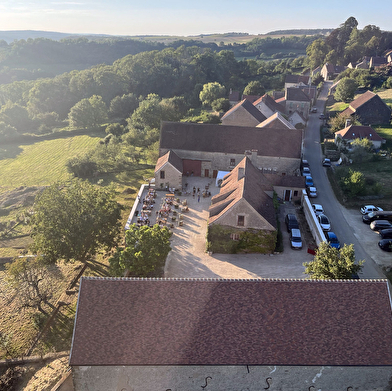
[238,167,245,181]
[251,150,258,164]
[345,119,351,128]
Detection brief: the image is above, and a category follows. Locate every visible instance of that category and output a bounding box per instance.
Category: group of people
[135,188,156,227]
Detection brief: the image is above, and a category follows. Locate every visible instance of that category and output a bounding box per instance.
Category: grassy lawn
[0,134,102,191]
[374,124,392,150]
[0,132,156,360]
[373,88,392,105]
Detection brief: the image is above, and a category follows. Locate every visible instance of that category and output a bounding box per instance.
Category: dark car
[319,113,325,120]
[285,214,299,232]
[378,239,392,252]
[370,220,392,231]
[363,211,392,224]
[322,158,331,167]
[325,232,340,249]
[380,228,392,240]
[300,159,310,170]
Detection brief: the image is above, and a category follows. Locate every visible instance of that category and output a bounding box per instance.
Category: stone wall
[155,163,182,190]
[160,149,300,176]
[72,364,392,390]
[301,189,326,245]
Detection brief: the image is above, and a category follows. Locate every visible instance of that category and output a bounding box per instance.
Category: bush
[66,154,98,178]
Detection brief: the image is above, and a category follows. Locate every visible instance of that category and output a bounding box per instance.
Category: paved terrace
[126,176,314,279]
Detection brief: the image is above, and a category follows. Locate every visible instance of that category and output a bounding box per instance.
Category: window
[160,170,165,179]
[230,158,235,166]
[294,190,298,197]
[237,215,245,226]
[230,233,240,241]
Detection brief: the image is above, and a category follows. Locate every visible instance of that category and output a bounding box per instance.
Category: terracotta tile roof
[154,150,183,172]
[263,173,305,188]
[241,94,261,103]
[159,122,302,159]
[299,85,317,100]
[208,157,276,228]
[284,74,310,85]
[69,277,392,367]
[349,90,379,110]
[286,87,310,102]
[275,96,286,104]
[221,99,266,122]
[340,106,355,117]
[229,90,240,101]
[257,112,295,129]
[253,94,285,114]
[335,125,384,141]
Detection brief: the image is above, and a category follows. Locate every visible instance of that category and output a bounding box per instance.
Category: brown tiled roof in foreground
[69,278,392,367]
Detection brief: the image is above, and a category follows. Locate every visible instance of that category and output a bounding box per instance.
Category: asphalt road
[302,81,385,279]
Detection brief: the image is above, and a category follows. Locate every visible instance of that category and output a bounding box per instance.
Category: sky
[0,0,390,36]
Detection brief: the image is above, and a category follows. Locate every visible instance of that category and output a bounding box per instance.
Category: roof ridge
[81,276,387,283]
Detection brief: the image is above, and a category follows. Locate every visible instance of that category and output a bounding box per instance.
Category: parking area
[340,208,392,269]
[158,177,315,279]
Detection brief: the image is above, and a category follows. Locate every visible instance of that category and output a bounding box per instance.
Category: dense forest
[306,17,392,69]
[0,17,391,178]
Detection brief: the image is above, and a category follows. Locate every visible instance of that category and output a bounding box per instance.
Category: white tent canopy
[215,171,230,187]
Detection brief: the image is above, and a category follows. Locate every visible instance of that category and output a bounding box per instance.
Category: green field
[0,135,101,191]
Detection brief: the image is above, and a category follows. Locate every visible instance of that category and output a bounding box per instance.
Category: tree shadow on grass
[87,259,111,277]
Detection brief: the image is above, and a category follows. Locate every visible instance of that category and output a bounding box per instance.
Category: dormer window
[237,215,245,227]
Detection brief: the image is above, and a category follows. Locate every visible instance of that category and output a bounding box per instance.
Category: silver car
[318,214,331,231]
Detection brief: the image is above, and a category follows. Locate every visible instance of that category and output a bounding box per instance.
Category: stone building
[221,98,266,127]
[157,121,303,180]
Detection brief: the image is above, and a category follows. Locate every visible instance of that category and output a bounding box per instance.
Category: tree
[243,80,265,96]
[211,98,230,112]
[5,257,60,315]
[0,102,32,133]
[304,242,364,279]
[68,95,108,129]
[330,114,359,133]
[350,138,373,163]
[199,82,226,107]
[334,77,358,102]
[340,169,366,196]
[109,224,172,277]
[108,93,139,119]
[105,123,126,137]
[30,180,123,264]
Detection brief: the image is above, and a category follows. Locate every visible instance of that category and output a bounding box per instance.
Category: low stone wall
[301,190,326,246]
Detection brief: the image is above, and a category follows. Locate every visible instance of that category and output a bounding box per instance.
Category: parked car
[378,239,392,252]
[322,158,331,167]
[380,228,392,240]
[285,213,299,232]
[307,186,317,198]
[290,228,302,249]
[319,113,325,120]
[363,211,392,224]
[318,214,331,231]
[325,232,340,249]
[302,167,311,176]
[305,176,314,187]
[370,220,392,231]
[300,159,310,170]
[311,107,317,113]
[360,205,383,215]
[312,204,324,216]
